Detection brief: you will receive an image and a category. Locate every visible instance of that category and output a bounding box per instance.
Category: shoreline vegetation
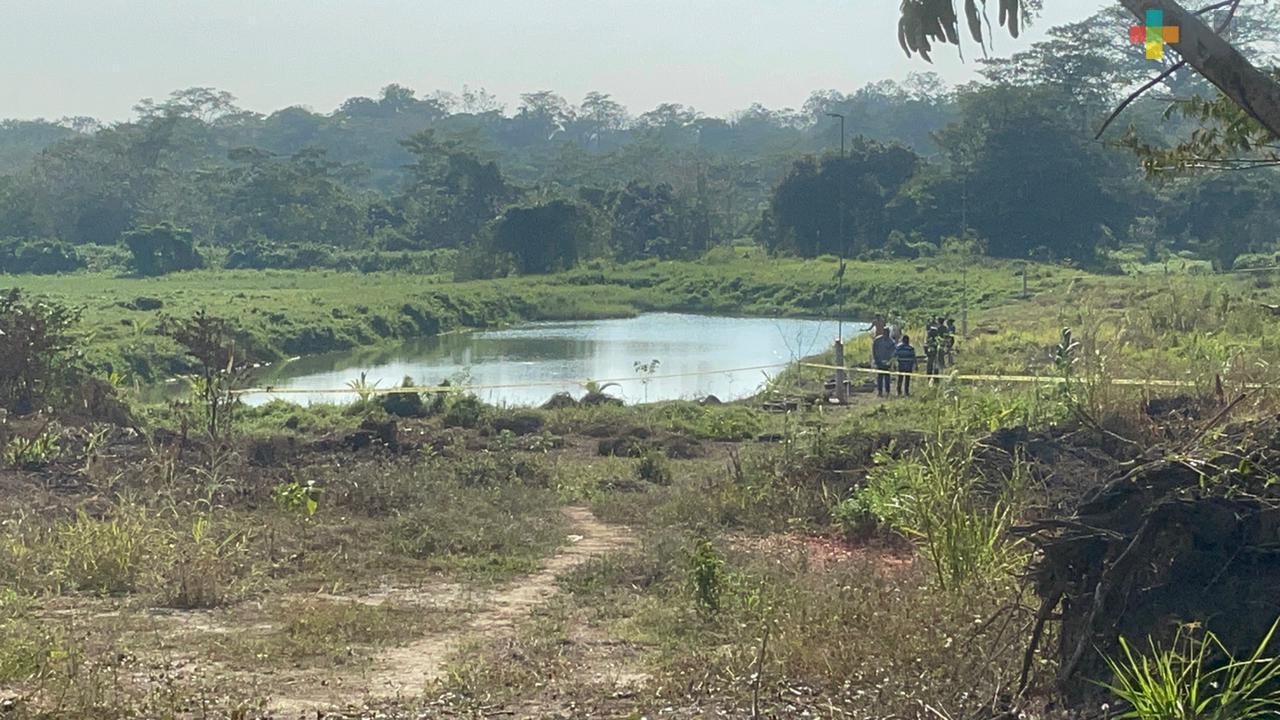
[4,254,1068,387]
[5,251,1269,399]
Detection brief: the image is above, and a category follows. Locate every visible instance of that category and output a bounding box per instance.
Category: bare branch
[1193,0,1238,15]
[1119,0,1280,137]
[1096,0,1248,140]
[1096,61,1188,140]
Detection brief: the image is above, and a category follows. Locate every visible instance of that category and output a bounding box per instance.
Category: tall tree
[896,0,1280,136]
[490,199,594,274]
[760,139,919,257]
[400,130,517,248]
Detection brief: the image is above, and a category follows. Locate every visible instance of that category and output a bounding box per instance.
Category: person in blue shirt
[895,334,917,397]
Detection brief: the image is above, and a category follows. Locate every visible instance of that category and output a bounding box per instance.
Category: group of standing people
[868,316,957,398]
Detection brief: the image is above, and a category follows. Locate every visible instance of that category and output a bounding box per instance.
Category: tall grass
[1104,620,1280,720]
[53,507,153,595]
[851,437,1028,590]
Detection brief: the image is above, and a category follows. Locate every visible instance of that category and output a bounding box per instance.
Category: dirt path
[270,506,631,715]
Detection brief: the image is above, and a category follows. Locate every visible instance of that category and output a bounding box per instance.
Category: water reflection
[245,313,863,406]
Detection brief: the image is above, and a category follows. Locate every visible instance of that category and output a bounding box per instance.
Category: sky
[0,0,1113,122]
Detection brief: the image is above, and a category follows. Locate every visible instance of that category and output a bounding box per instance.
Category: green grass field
[2,254,1072,384]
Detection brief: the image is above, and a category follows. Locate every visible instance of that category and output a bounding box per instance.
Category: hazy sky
[1,1,1113,122]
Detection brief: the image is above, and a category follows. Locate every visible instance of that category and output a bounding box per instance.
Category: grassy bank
[2,254,1071,384]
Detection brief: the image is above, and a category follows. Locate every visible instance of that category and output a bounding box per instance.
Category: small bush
[0,238,84,275]
[381,376,433,418]
[453,451,550,489]
[689,537,726,613]
[281,599,407,654]
[53,508,154,595]
[0,290,81,414]
[3,427,61,469]
[658,403,763,441]
[1104,619,1280,720]
[489,410,545,436]
[0,590,69,683]
[636,450,672,486]
[443,395,487,428]
[158,514,256,609]
[857,438,1026,590]
[830,495,878,540]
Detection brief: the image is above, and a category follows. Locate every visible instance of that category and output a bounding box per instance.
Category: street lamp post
[826,112,848,403]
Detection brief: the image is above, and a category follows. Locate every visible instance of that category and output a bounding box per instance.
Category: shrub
[443,395,487,428]
[0,238,84,275]
[453,451,549,489]
[0,590,69,683]
[273,481,320,518]
[381,376,430,418]
[831,495,878,540]
[489,410,545,436]
[0,290,81,414]
[121,223,204,276]
[636,450,672,486]
[161,311,253,439]
[689,538,726,613]
[1230,252,1279,271]
[654,402,764,441]
[53,508,154,595]
[280,599,407,654]
[3,427,61,469]
[856,438,1026,590]
[158,513,255,609]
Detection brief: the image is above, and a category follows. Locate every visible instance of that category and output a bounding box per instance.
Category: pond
[241,313,862,407]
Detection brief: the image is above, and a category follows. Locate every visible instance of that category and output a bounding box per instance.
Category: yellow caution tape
[800,363,1270,389]
[229,358,1271,398]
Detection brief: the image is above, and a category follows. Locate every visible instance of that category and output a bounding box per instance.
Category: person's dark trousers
[876,363,892,396]
[897,372,912,396]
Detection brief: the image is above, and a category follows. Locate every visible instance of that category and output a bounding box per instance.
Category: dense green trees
[606,182,704,261]
[122,224,204,276]
[490,200,595,275]
[400,131,517,249]
[931,86,1126,262]
[0,238,83,275]
[1,2,1278,278]
[760,140,919,258]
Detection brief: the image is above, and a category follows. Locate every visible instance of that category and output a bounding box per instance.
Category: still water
[243,313,859,407]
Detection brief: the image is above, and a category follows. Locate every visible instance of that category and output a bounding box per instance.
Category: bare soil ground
[268,506,633,717]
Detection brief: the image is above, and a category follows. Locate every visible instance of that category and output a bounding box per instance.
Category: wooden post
[834,339,848,404]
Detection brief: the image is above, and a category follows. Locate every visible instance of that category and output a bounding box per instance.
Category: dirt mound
[596,429,704,459]
[975,424,1124,515]
[541,391,578,410]
[1021,416,1280,703]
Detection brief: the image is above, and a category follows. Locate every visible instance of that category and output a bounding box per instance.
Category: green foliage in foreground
[847,436,1029,590]
[1104,620,1280,720]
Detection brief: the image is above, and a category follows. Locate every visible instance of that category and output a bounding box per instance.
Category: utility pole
[826,112,848,403]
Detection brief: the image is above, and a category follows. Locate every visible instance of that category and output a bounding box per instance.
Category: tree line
[1,5,1278,276]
